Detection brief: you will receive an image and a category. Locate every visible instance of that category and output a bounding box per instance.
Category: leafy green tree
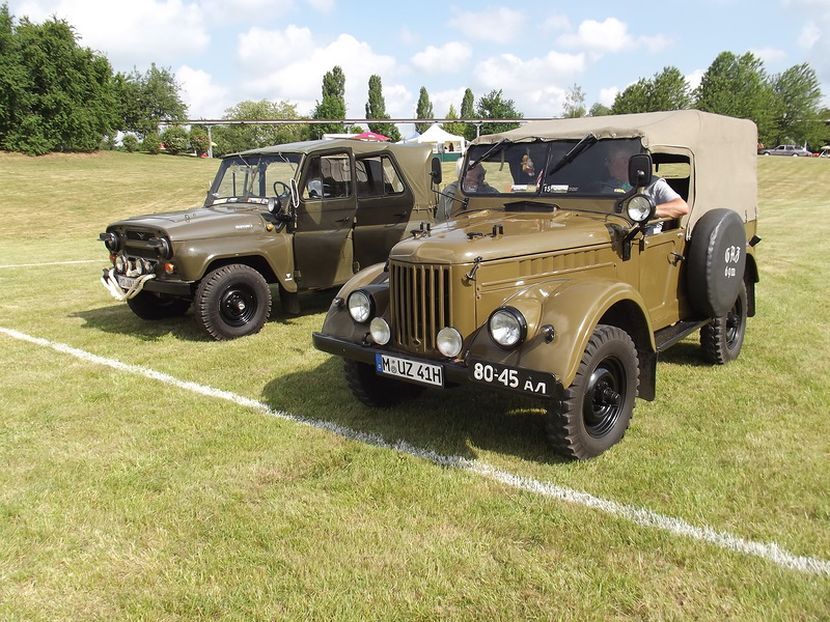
[771,63,824,147]
[121,134,139,152]
[214,99,306,155]
[589,102,612,117]
[695,52,778,144]
[443,104,466,137]
[612,66,691,114]
[116,64,186,138]
[160,125,189,155]
[311,65,346,139]
[364,74,400,142]
[460,87,476,141]
[142,132,161,155]
[563,83,586,118]
[189,127,210,155]
[476,89,522,135]
[0,7,117,155]
[415,86,434,133]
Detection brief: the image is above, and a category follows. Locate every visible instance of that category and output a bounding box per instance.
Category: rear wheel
[546,325,639,460]
[127,291,190,320]
[343,359,423,407]
[195,264,271,340]
[700,281,747,364]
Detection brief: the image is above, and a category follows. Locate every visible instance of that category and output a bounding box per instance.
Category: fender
[467,278,655,389]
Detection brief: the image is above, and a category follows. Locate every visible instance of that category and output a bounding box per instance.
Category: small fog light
[115,255,126,273]
[370,317,391,345]
[436,326,463,358]
[163,262,175,274]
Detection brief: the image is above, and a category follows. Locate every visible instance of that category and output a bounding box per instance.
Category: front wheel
[700,281,747,364]
[194,264,271,340]
[343,359,423,407]
[546,325,639,460]
[126,291,190,320]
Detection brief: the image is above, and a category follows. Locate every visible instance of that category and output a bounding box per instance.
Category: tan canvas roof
[475,110,758,228]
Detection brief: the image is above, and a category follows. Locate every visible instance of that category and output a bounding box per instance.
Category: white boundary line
[0,259,101,269]
[2,324,829,578]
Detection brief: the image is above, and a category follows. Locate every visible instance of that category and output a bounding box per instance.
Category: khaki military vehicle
[313,111,760,459]
[100,139,442,340]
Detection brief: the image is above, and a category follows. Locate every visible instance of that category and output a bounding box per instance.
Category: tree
[612,66,691,114]
[563,83,586,118]
[364,74,400,142]
[588,103,612,117]
[771,63,824,147]
[443,104,466,137]
[160,125,189,155]
[460,88,476,141]
[116,64,186,138]
[214,99,307,156]
[415,86,434,133]
[311,65,346,139]
[695,52,777,144]
[476,89,522,135]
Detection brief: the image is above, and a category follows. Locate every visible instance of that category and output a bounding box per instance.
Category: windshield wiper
[543,133,598,179]
[466,139,507,171]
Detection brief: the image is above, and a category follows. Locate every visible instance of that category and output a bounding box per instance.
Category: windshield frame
[206,152,302,207]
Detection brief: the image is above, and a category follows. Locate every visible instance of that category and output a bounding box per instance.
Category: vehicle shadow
[658,341,710,367]
[71,287,337,342]
[262,357,568,465]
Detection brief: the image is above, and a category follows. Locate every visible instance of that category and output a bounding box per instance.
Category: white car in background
[759,144,812,157]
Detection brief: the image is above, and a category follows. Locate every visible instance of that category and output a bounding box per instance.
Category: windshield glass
[462,138,642,199]
[208,153,301,205]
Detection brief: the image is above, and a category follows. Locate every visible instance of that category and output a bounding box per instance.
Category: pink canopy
[351,131,390,142]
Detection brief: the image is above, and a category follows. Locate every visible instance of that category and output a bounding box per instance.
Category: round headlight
[626,194,655,223]
[370,317,391,345]
[347,290,373,323]
[101,231,121,252]
[489,307,526,348]
[153,237,172,259]
[436,326,463,358]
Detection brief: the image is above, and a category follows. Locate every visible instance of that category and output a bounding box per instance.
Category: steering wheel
[272,181,290,197]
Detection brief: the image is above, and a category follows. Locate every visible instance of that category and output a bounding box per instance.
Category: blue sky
[9,0,830,121]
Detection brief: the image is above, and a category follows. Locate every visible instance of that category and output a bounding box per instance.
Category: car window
[303,153,352,200]
[355,156,405,197]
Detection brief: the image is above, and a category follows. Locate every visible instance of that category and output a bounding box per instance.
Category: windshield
[462,138,642,198]
[208,153,301,205]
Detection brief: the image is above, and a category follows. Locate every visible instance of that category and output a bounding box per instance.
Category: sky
[7,0,830,123]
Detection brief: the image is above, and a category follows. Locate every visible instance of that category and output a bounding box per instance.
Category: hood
[109,204,268,240]
[389,210,616,264]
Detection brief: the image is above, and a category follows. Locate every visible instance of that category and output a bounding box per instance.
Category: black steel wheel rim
[219,284,257,327]
[583,358,625,438]
[725,296,743,349]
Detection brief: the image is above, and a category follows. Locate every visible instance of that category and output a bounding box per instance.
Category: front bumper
[101,267,193,298]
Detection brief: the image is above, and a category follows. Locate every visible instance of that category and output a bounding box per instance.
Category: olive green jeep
[100,139,442,340]
[313,111,761,459]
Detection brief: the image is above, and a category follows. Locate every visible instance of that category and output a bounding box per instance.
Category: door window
[355,156,405,197]
[303,153,352,199]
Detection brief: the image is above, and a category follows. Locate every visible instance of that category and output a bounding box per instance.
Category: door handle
[336,216,352,224]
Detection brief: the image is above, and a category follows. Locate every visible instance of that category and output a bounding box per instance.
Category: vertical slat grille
[390,262,452,354]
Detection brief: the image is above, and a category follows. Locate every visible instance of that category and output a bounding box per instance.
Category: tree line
[1,3,826,156]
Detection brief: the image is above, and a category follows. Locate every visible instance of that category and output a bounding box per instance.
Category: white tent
[411,123,466,154]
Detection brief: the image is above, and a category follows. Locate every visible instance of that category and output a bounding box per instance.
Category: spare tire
[686,208,747,318]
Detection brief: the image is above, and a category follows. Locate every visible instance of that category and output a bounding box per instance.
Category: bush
[190,129,210,156]
[142,132,161,155]
[160,126,189,155]
[122,134,139,152]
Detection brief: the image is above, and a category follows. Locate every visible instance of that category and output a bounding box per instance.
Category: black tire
[546,325,639,460]
[126,290,190,320]
[194,264,271,340]
[700,280,747,365]
[343,359,423,407]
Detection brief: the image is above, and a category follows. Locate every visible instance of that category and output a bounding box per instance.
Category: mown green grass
[0,151,828,620]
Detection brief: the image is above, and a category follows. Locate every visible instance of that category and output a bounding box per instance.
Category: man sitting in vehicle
[606,145,689,219]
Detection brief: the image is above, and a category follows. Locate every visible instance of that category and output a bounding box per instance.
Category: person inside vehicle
[605,145,689,220]
[461,161,498,194]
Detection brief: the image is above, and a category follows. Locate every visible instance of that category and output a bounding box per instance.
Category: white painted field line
[0,259,100,269]
[2,325,829,578]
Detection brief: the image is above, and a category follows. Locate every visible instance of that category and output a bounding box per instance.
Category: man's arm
[655,197,688,219]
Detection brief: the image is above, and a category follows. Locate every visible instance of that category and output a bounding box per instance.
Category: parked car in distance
[817,146,830,158]
[100,139,442,340]
[759,144,811,157]
[314,110,761,460]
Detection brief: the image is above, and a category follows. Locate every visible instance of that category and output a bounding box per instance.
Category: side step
[655,319,708,352]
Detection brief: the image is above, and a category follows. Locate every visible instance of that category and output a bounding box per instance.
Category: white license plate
[116,274,136,289]
[375,353,443,387]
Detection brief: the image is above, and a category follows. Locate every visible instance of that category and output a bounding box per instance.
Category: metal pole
[207,126,213,159]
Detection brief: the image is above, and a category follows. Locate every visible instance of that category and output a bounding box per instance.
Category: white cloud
[685,69,704,92]
[177,65,230,119]
[13,0,209,69]
[399,26,420,46]
[448,7,525,44]
[750,47,788,64]
[430,88,467,117]
[411,42,471,73]
[598,87,619,108]
[306,0,334,13]
[199,0,294,19]
[557,17,672,55]
[237,25,314,71]
[382,83,414,119]
[240,33,399,117]
[799,21,821,48]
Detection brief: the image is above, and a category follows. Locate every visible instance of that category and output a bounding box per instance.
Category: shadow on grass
[70,287,337,342]
[658,341,710,367]
[262,356,568,465]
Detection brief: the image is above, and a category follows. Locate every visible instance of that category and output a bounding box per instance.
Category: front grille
[390,262,452,354]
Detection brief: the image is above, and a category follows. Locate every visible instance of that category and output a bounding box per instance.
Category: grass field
[0,150,828,620]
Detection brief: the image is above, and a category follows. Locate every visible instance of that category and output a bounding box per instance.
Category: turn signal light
[163,262,175,274]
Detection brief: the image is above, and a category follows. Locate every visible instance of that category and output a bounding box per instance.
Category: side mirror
[628,153,653,188]
[430,157,442,185]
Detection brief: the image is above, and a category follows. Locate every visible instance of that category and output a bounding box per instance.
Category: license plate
[375,353,443,387]
[469,360,555,397]
[116,274,136,289]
